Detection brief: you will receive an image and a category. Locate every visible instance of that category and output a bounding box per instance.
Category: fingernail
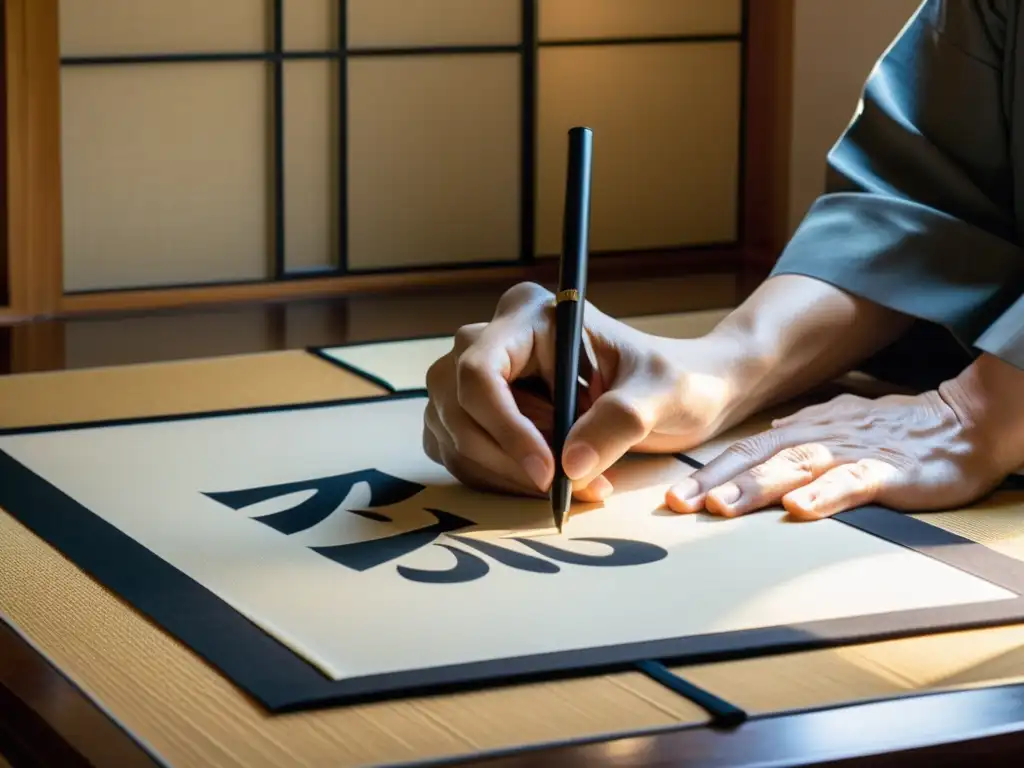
[786,489,813,506]
[522,455,550,490]
[671,478,700,503]
[589,474,614,500]
[563,442,599,480]
[709,482,741,507]
[784,489,820,519]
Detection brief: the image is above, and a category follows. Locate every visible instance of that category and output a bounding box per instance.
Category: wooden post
[9,320,64,372]
[742,0,795,272]
[1,1,8,312]
[3,0,63,320]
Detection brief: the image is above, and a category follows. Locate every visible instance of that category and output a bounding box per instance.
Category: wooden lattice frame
[1,0,792,322]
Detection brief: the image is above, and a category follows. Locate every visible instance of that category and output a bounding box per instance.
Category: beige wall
[787,0,923,235]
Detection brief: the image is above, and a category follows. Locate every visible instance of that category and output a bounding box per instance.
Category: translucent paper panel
[536,43,741,256]
[284,61,339,273]
[61,64,270,291]
[347,55,521,271]
[59,0,267,56]
[538,0,742,41]
[347,0,521,48]
[284,0,338,50]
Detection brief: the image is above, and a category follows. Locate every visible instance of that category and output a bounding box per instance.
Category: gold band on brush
[556,289,580,303]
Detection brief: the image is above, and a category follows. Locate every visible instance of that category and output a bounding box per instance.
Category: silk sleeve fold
[770,0,1024,372]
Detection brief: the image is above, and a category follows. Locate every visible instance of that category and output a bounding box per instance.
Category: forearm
[708,274,914,418]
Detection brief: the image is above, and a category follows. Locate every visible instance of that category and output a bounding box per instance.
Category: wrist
[680,325,772,430]
[693,275,915,418]
[940,354,1024,473]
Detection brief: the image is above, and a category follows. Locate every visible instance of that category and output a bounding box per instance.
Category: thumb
[560,381,664,490]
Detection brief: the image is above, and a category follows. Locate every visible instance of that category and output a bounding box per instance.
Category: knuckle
[441,454,474,487]
[423,401,438,430]
[453,322,486,353]
[425,356,450,392]
[870,449,913,476]
[455,354,487,390]
[832,393,867,409]
[447,427,468,456]
[642,350,675,380]
[727,432,775,461]
[725,440,757,460]
[833,439,863,452]
[423,438,438,463]
[746,462,772,480]
[431,409,470,457]
[604,392,654,434]
[496,281,551,314]
[780,443,830,472]
[845,461,876,484]
[454,372,485,410]
[422,425,441,463]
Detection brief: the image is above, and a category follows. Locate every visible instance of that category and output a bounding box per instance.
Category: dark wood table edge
[0,616,164,768]
[5,605,1024,768]
[434,683,1024,767]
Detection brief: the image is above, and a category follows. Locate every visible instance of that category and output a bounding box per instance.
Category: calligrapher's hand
[666,388,1010,520]
[423,282,750,502]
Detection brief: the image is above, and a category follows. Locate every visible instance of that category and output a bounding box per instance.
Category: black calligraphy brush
[550,126,594,533]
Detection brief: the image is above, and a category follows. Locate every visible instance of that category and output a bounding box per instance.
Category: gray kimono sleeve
[771,0,1024,376]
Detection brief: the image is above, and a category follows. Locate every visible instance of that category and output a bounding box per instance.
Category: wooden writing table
[3,348,1024,766]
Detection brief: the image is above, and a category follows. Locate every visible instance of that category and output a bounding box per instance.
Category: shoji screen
[536,0,742,256]
[60,1,272,292]
[57,1,744,293]
[345,0,523,272]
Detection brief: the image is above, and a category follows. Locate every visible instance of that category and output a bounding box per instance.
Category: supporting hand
[667,355,1024,519]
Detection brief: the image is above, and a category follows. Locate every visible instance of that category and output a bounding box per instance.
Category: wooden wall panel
[5,0,63,316]
[536,42,741,257]
[60,63,271,291]
[8,321,65,372]
[346,54,521,271]
[538,0,742,41]
[284,60,339,273]
[62,310,277,368]
[59,0,266,56]
[347,0,521,48]
[281,301,348,349]
[0,0,8,309]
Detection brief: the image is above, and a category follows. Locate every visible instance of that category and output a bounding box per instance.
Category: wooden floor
[0,271,759,374]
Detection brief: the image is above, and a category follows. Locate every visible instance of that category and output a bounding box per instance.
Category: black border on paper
[3,390,1024,715]
[306,331,460,394]
[307,346,409,394]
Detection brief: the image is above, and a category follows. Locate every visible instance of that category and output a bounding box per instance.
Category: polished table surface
[3,315,1024,767]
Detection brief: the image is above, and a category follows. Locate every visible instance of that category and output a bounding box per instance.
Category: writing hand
[423,282,751,503]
